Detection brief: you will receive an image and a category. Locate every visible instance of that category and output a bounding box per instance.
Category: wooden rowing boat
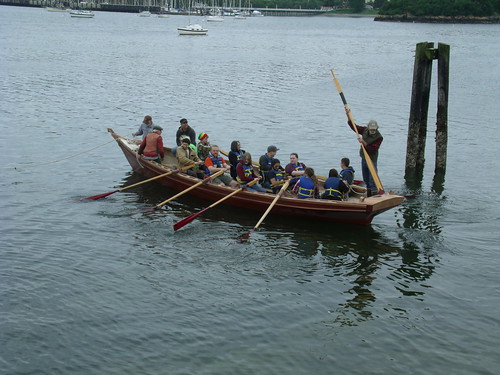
[109,128,404,225]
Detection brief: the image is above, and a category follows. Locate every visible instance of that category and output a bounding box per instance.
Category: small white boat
[234,13,246,19]
[157,13,169,18]
[252,10,264,16]
[177,24,208,36]
[70,10,95,18]
[206,15,224,22]
[139,10,151,17]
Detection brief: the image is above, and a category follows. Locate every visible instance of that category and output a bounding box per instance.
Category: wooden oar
[330,69,385,194]
[238,180,290,241]
[81,164,195,201]
[138,170,225,213]
[173,179,259,231]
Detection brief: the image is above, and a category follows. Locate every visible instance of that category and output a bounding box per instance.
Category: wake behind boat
[107,129,404,225]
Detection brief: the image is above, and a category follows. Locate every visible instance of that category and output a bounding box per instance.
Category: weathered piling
[405,42,450,183]
[435,43,450,175]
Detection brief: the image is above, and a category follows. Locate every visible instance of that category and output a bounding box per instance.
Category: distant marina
[0,0,331,16]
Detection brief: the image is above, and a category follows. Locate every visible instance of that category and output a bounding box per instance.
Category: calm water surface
[1,6,499,375]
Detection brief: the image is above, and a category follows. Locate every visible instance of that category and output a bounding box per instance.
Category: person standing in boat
[292,167,319,199]
[132,115,154,140]
[268,159,287,194]
[176,118,196,146]
[321,168,348,201]
[204,145,239,187]
[259,145,279,189]
[285,153,307,188]
[176,137,204,179]
[348,117,383,195]
[339,157,355,186]
[236,153,266,192]
[137,125,164,164]
[228,140,246,179]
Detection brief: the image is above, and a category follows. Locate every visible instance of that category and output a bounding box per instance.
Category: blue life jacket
[288,163,305,185]
[323,177,342,198]
[259,154,273,181]
[236,163,254,184]
[296,176,315,199]
[340,167,354,185]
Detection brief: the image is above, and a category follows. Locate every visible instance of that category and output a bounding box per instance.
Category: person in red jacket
[138,125,164,164]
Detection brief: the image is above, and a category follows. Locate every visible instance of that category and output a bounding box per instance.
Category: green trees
[379,0,499,17]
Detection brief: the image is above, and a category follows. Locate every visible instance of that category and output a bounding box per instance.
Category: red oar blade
[80,190,118,201]
[173,207,209,231]
[237,228,256,243]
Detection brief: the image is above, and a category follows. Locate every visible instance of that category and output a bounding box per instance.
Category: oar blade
[173,208,209,231]
[237,229,255,243]
[81,190,118,201]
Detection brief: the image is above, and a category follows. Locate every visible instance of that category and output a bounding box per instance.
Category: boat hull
[109,129,404,225]
[177,24,208,35]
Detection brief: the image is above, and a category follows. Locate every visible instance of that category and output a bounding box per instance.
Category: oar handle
[330,69,384,193]
[155,169,224,208]
[254,180,290,230]
[118,164,195,192]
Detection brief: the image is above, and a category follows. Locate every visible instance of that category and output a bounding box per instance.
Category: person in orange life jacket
[347,114,383,193]
[268,159,287,194]
[228,140,246,179]
[339,157,355,186]
[236,152,266,193]
[259,145,279,189]
[133,115,154,140]
[292,167,319,199]
[176,137,204,179]
[137,125,164,164]
[204,145,239,187]
[321,168,348,201]
[285,152,307,188]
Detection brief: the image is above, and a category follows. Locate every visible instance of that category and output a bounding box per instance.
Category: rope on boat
[0,139,116,170]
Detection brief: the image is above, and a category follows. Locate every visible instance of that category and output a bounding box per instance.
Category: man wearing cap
[259,145,280,189]
[175,118,196,146]
[348,119,383,194]
[137,125,164,164]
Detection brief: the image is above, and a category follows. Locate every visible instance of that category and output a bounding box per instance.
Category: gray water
[1,6,499,375]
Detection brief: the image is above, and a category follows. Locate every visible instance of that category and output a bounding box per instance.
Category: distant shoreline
[374,14,500,24]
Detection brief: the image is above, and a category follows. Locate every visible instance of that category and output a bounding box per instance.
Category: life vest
[143,132,160,157]
[296,176,315,199]
[323,177,342,198]
[340,167,354,185]
[208,154,223,168]
[271,170,284,185]
[289,163,305,185]
[229,150,244,164]
[236,163,254,184]
[259,154,273,181]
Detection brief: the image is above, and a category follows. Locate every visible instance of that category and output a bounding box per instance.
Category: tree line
[250,0,499,16]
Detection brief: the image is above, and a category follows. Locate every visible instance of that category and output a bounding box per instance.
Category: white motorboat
[139,10,151,17]
[70,10,95,18]
[206,15,224,22]
[177,24,208,35]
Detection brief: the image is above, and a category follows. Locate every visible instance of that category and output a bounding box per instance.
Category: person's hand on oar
[173,179,259,231]
[80,164,196,201]
[135,170,225,214]
[238,180,290,242]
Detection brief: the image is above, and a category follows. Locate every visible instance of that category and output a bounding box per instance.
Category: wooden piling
[435,43,450,175]
[405,42,435,179]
